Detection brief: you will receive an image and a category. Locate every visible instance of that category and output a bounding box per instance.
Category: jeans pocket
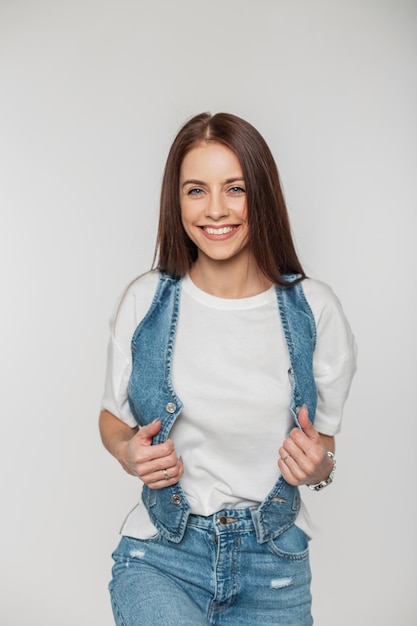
[112,535,161,563]
[267,524,309,561]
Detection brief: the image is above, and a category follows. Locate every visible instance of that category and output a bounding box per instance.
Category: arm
[278,406,335,487]
[99,409,184,488]
[278,281,357,488]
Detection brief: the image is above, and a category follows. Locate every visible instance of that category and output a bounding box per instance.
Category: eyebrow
[181,177,245,188]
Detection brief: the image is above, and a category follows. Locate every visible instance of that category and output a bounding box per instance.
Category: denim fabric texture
[110,508,313,626]
[115,272,317,623]
[127,273,317,544]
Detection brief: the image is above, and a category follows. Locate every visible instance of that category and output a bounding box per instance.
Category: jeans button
[218,516,227,525]
[166,402,176,414]
[171,494,182,505]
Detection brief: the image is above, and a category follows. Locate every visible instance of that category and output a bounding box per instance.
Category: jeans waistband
[187,507,256,534]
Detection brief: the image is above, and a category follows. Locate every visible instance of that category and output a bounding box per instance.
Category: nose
[205,191,229,220]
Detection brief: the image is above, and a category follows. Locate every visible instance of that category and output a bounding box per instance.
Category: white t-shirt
[102,271,357,538]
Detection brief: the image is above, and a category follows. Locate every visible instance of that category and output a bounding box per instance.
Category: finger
[161,468,170,481]
[146,458,184,489]
[278,445,292,462]
[287,438,329,480]
[286,422,319,455]
[139,449,183,479]
[280,437,306,463]
[279,450,311,484]
[137,448,178,478]
[297,406,319,442]
[134,438,176,466]
[279,438,314,477]
[278,456,300,486]
[278,445,296,471]
[136,418,162,445]
[279,441,309,475]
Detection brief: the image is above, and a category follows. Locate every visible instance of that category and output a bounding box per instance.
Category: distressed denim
[110,273,317,623]
[110,507,312,625]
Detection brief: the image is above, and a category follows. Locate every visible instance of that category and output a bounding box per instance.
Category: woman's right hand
[99,411,184,489]
[119,418,184,488]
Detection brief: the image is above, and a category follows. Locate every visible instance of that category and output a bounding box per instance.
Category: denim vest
[128,272,317,544]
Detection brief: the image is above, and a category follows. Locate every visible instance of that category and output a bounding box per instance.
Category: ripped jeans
[109,506,312,625]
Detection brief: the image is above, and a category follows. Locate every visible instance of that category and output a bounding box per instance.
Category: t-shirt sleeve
[303,279,358,436]
[100,272,159,428]
[101,332,137,427]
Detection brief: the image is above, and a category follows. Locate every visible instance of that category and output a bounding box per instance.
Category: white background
[1,1,416,624]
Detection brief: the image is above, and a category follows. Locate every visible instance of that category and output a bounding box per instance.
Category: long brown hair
[155,112,305,285]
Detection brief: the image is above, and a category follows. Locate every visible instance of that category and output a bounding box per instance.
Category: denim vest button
[166,402,176,413]
[171,494,182,505]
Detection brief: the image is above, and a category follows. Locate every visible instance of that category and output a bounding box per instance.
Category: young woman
[99,112,357,625]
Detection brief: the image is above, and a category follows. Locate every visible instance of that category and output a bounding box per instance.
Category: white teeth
[203,226,236,235]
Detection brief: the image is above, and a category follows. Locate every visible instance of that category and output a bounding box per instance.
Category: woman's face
[179,142,250,265]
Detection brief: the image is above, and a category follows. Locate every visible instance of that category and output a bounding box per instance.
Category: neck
[189,254,272,298]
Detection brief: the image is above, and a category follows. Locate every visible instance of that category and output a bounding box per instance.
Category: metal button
[218,516,228,526]
[171,494,182,505]
[166,402,176,414]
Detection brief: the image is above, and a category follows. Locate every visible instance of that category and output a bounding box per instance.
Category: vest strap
[129,272,317,543]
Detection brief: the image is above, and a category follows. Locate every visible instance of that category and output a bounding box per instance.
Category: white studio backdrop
[0,1,416,624]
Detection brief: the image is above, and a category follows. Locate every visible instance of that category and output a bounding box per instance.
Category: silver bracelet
[307,451,336,491]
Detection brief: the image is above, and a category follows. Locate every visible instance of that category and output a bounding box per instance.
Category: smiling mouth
[201,226,238,235]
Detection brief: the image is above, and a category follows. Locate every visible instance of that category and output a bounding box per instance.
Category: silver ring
[161,468,169,480]
[283,454,291,462]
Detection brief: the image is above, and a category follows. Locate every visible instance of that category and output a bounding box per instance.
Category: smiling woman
[156,113,305,289]
[99,112,357,626]
[179,142,252,289]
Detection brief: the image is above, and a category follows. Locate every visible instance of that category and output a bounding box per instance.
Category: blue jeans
[109,507,313,625]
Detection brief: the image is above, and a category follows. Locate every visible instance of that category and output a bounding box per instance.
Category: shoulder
[123,269,161,299]
[111,270,161,340]
[301,278,346,325]
[301,277,357,363]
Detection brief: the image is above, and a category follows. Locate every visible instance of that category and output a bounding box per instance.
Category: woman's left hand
[278,406,334,487]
